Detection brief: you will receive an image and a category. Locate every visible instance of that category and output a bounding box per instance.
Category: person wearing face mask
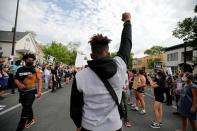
[148,70,166,129]
[176,73,197,131]
[15,53,42,131]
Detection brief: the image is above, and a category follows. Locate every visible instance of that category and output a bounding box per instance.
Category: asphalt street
[0,82,190,131]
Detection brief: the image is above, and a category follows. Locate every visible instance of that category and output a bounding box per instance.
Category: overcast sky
[0,0,196,58]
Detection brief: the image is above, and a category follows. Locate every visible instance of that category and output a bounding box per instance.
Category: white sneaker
[150,122,160,128]
[140,109,146,115]
[135,107,139,111]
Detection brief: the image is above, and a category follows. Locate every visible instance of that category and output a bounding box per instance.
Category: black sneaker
[150,122,161,129]
[173,112,180,115]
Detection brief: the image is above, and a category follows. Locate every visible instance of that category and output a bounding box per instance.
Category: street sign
[47,55,55,63]
[75,53,87,67]
[9,55,14,62]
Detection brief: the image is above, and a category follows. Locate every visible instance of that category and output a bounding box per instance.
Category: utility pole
[183,38,188,72]
[11,0,20,62]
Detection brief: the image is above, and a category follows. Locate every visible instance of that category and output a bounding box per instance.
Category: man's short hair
[15,60,21,66]
[22,53,36,61]
[88,34,111,53]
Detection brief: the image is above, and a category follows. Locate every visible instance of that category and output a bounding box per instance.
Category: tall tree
[173,4,197,49]
[42,41,77,64]
[144,45,165,56]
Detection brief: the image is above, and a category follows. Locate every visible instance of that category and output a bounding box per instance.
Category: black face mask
[26,62,34,67]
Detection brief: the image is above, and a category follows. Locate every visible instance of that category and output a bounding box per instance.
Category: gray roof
[165,43,185,51]
[0,31,28,43]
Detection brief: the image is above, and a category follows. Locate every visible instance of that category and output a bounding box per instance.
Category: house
[165,43,197,75]
[133,54,166,71]
[0,31,45,64]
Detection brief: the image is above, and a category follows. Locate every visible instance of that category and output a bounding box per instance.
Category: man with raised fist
[70,12,132,131]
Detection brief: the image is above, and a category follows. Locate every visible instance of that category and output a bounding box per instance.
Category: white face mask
[156,75,160,79]
[182,77,187,82]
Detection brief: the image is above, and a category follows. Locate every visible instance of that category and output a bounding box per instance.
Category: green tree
[173,5,197,48]
[144,46,165,56]
[110,52,117,58]
[128,53,134,70]
[43,41,77,64]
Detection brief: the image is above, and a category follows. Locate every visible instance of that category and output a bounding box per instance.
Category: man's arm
[70,78,84,129]
[14,79,25,89]
[36,69,42,97]
[14,68,25,89]
[190,88,197,113]
[117,13,132,65]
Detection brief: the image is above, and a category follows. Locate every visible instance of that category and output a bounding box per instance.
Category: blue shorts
[136,87,145,93]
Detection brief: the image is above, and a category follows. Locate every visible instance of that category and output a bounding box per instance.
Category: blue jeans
[44,75,50,89]
[130,88,136,105]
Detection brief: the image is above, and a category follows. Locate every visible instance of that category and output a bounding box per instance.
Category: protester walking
[15,54,42,131]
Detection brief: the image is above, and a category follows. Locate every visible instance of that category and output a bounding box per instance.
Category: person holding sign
[148,70,166,129]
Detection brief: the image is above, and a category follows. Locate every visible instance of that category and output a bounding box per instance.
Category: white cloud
[0,0,196,58]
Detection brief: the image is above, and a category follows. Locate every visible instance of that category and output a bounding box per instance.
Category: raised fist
[122,12,131,22]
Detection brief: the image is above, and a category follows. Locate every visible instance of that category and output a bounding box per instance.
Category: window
[171,66,178,75]
[167,52,178,61]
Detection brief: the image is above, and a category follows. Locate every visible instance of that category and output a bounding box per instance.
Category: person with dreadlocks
[70,12,132,131]
[15,53,42,131]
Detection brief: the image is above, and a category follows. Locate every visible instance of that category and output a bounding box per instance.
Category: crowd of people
[124,68,197,130]
[70,12,197,131]
[0,53,78,131]
[0,58,77,98]
[0,12,196,131]
[42,64,77,92]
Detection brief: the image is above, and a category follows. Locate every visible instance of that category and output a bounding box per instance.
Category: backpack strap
[90,68,123,118]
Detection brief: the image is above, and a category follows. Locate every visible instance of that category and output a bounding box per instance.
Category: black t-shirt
[154,78,165,102]
[15,66,38,93]
[15,66,36,81]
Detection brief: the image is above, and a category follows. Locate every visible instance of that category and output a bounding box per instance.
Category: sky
[0,0,196,58]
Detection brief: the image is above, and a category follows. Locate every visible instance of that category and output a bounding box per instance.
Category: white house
[165,43,197,74]
[0,31,44,64]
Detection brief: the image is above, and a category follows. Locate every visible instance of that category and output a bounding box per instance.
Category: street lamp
[11,0,20,62]
[183,38,188,72]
